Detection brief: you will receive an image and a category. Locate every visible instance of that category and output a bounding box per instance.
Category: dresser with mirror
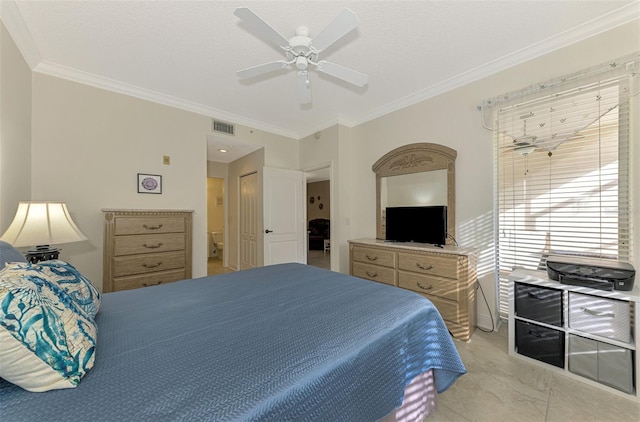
[349,143,477,340]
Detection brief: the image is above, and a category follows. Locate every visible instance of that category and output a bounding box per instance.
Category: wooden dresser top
[349,238,476,257]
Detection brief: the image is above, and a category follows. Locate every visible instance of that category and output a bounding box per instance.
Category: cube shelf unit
[508,268,640,402]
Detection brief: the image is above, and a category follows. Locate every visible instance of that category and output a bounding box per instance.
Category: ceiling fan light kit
[234,7,369,105]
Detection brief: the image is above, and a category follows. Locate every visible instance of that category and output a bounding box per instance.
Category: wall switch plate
[163,155,170,165]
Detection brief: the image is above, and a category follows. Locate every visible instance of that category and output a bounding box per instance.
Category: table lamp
[0,201,87,263]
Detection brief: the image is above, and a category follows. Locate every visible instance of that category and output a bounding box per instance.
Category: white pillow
[0,265,97,391]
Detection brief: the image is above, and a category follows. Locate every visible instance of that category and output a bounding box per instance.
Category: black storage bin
[515,283,563,327]
[516,320,565,368]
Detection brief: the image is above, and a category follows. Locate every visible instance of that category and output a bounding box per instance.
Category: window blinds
[485,53,638,319]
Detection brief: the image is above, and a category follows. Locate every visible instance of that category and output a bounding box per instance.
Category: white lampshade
[0,201,87,247]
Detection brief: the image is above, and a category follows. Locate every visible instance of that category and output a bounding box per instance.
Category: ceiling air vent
[213,120,235,135]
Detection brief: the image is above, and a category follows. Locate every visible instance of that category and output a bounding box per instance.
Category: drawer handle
[365,270,378,278]
[416,282,433,290]
[143,223,164,230]
[143,242,164,249]
[142,262,163,269]
[142,281,164,287]
[416,263,434,270]
[528,330,543,338]
[365,254,378,261]
[581,307,614,318]
[527,292,544,300]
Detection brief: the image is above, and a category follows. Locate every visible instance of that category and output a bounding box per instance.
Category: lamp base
[25,246,60,264]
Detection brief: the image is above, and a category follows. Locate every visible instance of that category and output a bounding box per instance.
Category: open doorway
[206,177,230,276]
[305,167,331,270]
[206,132,262,273]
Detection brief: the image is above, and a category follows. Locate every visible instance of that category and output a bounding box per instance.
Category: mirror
[373,143,457,244]
[381,170,448,207]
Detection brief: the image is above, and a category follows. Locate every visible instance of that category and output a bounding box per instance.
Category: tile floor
[207,250,331,275]
[430,325,640,421]
[307,249,331,270]
[207,256,233,276]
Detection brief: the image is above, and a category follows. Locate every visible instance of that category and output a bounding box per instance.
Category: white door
[263,167,306,265]
[240,172,258,270]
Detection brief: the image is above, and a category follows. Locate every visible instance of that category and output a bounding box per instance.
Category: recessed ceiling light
[218,148,228,153]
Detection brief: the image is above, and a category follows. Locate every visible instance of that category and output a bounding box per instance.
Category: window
[484,53,638,318]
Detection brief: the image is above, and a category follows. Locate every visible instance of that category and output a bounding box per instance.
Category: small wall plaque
[138,173,162,194]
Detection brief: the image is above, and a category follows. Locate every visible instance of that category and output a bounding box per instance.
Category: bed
[0,261,465,421]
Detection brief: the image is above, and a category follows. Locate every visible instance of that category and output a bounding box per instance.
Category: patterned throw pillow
[7,260,100,318]
[0,265,97,391]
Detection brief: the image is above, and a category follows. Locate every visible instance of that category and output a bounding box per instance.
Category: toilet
[209,231,224,260]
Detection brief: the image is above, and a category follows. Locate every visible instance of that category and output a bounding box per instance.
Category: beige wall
[30,73,211,289]
[26,74,298,290]
[306,181,330,221]
[207,160,228,179]
[340,21,640,329]
[348,21,639,265]
[0,21,31,230]
[207,178,224,232]
[2,17,637,305]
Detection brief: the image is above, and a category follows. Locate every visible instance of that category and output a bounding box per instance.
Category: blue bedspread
[0,263,465,421]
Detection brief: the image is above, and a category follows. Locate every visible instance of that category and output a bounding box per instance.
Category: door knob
[265,229,273,233]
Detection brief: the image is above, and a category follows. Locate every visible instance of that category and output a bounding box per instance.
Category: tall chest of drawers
[349,238,477,341]
[103,209,193,292]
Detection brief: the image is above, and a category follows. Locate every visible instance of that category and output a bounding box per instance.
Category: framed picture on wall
[138,173,162,194]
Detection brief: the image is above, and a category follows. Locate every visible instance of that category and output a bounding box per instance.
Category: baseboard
[477,312,499,332]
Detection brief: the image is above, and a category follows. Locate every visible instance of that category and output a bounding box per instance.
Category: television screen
[385,206,447,245]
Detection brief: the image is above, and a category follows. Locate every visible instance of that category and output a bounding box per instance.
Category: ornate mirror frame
[372,143,457,244]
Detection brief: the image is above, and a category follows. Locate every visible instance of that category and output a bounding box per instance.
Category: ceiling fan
[234,7,369,105]
[501,119,540,156]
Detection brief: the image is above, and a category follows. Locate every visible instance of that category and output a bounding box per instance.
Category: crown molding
[347,3,640,128]
[297,116,342,140]
[0,0,298,139]
[0,0,41,69]
[5,1,638,141]
[33,61,299,140]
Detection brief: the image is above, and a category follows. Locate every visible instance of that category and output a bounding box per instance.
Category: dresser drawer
[115,217,186,235]
[398,271,459,301]
[113,251,185,277]
[114,233,186,256]
[568,292,631,343]
[397,253,459,279]
[113,269,187,291]
[418,293,461,324]
[352,262,396,286]
[352,246,396,268]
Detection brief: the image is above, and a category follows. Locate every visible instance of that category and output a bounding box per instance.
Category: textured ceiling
[2,0,639,156]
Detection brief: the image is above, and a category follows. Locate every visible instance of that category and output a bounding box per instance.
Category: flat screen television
[385,205,447,246]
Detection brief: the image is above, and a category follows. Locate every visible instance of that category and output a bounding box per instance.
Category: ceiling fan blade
[234,7,289,49]
[316,61,368,87]
[311,8,359,52]
[237,61,289,79]
[297,71,312,105]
